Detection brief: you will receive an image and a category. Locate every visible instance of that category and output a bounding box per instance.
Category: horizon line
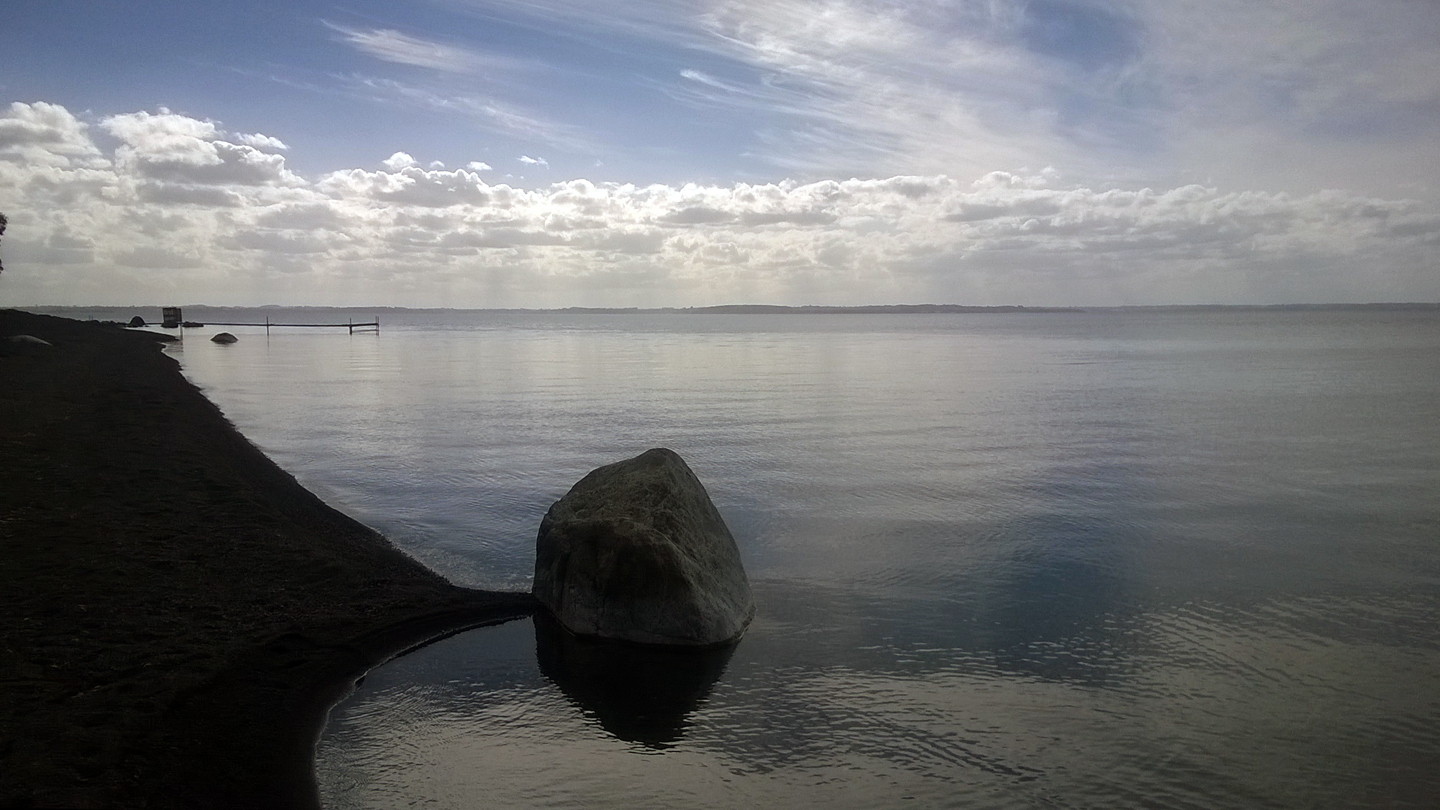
[14,302,1440,314]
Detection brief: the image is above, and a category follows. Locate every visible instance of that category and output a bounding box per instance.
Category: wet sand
[0,310,535,808]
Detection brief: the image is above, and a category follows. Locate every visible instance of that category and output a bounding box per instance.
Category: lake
[145,306,1440,808]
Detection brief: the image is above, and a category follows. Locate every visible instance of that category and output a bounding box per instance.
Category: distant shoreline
[18,302,1440,317]
[553,304,1086,314]
[548,302,1440,314]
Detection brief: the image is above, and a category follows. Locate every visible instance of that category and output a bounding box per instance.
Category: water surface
[155,308,1440,808]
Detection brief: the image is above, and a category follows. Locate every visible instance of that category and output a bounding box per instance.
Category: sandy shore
[0,310,535,808]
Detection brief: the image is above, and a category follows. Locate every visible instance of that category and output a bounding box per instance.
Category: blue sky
[2,0,1438,306]
[5,0,862,183]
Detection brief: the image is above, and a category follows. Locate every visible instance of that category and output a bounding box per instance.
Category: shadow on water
[534,611,738,748]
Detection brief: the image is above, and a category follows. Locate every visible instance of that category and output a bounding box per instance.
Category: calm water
[148,308,1440,808]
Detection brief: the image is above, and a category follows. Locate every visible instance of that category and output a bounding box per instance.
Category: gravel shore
[0,309,534,808]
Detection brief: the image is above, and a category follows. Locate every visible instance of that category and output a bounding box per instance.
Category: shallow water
[151,307,1440,808]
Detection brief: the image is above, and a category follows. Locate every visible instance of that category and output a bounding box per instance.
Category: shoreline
[0,309,535,808]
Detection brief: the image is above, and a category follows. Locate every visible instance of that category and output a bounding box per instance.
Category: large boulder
[210,332,238,344]
[533,448,754,646]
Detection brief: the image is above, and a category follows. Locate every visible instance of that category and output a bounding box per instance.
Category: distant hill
[555,304,1086,314]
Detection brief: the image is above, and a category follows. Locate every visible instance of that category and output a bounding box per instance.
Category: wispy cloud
[1140,0,1440,194]
[433,0,1132,178]
[336,74,594,152]
[668,68,833,122]
[325,21,508,74]
[433,0,1440,194]
[438,0,712,55]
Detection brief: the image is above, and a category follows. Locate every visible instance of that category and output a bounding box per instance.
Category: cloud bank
[1,102,1436,307]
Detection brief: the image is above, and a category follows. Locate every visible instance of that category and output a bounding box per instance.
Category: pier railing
[195,317,379,335]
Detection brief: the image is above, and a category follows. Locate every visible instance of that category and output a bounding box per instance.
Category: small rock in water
[210,332,238,344]
[128,316,146,328]
[533,448,755,646]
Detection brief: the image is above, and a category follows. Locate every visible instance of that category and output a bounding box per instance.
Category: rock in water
[533,448,755,646]
[210,332,238,344]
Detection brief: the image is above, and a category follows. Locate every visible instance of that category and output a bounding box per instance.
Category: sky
[1,0,1438,307]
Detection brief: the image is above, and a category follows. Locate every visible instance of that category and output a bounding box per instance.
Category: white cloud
[100,110,301,188]
[4,234,95,265]
[0,101,106,168]
[382,151,418,171]
[518,155,548,167]
[467,161,493,171]
[225,229,344,254]
[319,164,502,207]
[235,132,289,151]
[101,109,221,162]
[136,183,244,207]
[114,245,203,269]
[1,102,1437,307]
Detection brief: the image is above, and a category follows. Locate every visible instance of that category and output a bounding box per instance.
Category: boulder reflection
[534,611,737,748]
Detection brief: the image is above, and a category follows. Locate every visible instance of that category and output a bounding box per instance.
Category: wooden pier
[185,317,379,335]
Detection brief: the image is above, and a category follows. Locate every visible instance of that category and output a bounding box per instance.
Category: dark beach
[0,309,534,808]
